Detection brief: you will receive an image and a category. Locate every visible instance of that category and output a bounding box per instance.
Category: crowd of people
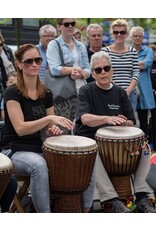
[0,18,156,213]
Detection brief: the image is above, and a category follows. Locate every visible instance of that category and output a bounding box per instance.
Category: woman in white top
[46,18,91,134]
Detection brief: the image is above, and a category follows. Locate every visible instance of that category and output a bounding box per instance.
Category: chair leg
[9,176,33,213]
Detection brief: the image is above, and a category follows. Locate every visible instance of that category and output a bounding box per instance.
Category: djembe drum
[96,126,145,199]
[42,135,97,213]
[0,153,15,199]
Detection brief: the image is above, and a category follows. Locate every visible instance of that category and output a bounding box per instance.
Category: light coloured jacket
[137,45,155,109]
[46,35,91,77]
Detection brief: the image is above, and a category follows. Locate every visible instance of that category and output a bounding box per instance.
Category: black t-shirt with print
[75,82,136,139]
[2,85,53,147]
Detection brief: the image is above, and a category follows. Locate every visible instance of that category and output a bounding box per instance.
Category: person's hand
[106,115,127,125]
[49,115,74,130]
[48,125,63,136]
[71,69,82,79]
[138,61,144,70]
[72,67,88,79]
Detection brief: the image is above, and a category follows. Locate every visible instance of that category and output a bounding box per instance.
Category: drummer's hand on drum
[48,125,63,136]
[108,115,127,125]
[48,115,74,130]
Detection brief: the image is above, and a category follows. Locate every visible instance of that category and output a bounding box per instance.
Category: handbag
[45,40,77,104]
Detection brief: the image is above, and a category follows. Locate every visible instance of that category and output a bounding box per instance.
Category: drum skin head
[0,153,12,171]
[96,126,144,140]
[43,135,97,152]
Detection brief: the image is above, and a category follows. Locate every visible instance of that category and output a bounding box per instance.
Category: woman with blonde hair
[102,18,140,112]
[130,26,155,140]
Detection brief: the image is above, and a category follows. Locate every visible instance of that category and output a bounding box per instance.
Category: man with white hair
[86,23,105,82]
[37,24,57,82]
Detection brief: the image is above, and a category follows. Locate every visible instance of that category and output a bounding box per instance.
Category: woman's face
[58,18,76,37]
[112,26,128,45]
[92,57,113,89]
[131,31,144,46]
[18,48,42,77]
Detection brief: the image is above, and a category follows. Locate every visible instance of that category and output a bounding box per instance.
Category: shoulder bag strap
[55,40,65,66]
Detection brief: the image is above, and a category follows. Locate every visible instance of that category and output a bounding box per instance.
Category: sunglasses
[113,30,127,36]
[61,21,76,28]
[93,65,111,74]
[0,43,3,47]
[21,57,43,67]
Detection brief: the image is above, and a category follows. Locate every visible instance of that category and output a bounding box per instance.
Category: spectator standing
[36,24,57,83]
[148,44,156,151]
[130,26,155,139]
[1,71,16,120]
[73,28,82,42]
[46,18,90,133]
[0,33,15,101]
[102,19,140,112]
[86,23,105,82]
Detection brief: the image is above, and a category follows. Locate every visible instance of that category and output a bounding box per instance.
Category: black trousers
[150,108,156,150]
[137,109,149,138]
[0,175,17,212]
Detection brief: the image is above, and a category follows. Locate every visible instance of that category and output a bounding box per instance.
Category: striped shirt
[102,46,140,89]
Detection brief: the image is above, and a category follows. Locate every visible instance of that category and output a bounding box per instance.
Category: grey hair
[130,26,144,37]
[39,24,57,37]
[90,51,112,69]
[86,23,103,37]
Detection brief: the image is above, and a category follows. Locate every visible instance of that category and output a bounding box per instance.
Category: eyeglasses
[61,21,76,28]
[0,43,3,47]
[21,57,43,67]
[132,35,143,38]
[93,65,111,74]
[113,30,127,36]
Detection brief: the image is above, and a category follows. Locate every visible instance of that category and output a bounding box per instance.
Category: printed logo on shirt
[108,104,120,110]
[32,105,45,116]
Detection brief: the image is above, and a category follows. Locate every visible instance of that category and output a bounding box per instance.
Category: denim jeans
[2,149,50,213]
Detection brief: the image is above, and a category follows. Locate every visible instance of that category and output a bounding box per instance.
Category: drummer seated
[74,50,156,213]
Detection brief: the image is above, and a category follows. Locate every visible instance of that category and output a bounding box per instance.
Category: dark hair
[57,18,65,25]
[14,43,47,99]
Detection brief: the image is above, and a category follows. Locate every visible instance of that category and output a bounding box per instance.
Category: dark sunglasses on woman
[113,30,127,36]
[61,21,76,28]
[93,65,111,74]
[21,57,43,67]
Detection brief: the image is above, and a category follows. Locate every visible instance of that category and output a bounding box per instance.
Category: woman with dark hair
[1,43,73,213]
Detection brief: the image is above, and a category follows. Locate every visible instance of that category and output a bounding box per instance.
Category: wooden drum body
[96,126,145,199]
[42,135,97,213]
[0,153,14,199]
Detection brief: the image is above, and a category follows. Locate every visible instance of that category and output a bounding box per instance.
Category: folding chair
[9,175,35,213]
